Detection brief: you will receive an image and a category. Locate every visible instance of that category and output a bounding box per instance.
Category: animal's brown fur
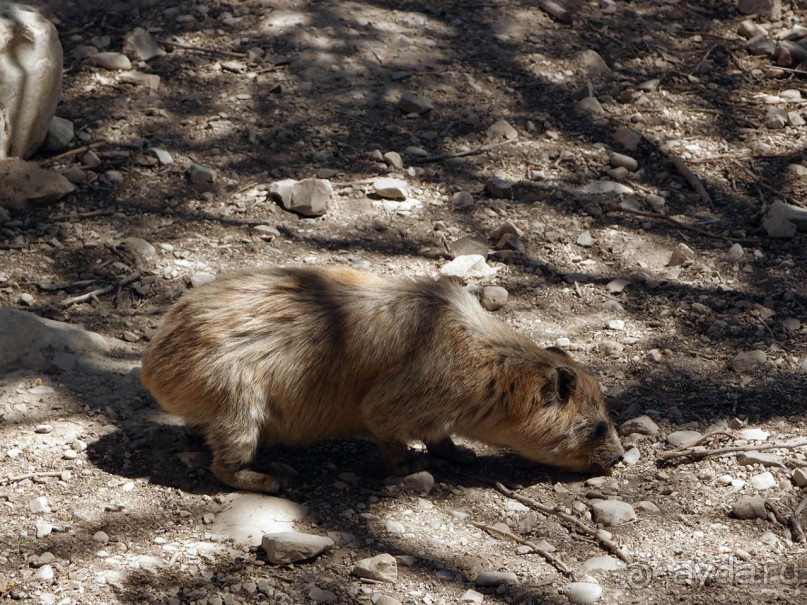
[140,266,624,492]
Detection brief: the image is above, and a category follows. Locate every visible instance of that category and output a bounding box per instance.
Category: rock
[440,255,497,280]
[737,452,783,467]
[485,176,513,198]
[738,428,769,441]
[29,496,50,513]
[577,231,594,247]
[279,178,333,216]
[149,148,173,165]
[731,350,767,372]
[90,52,132,70]
[190,272,216,288]
[576,97,606,118]
[124,27,166,61]
[0,3,63,159]
[621,447,640,465]
[382,151,403,170]
[610,153,638,172]
[666,431,702,448]
[667,243,695,266]
[489,220,523,240]
[403,471,434,495]
[397,92,432,114]
[452,191,474,210]
[751,472,776,490]
[590,500,637,527]
[372,177,410,200]
[606,319,625,331]
[93,531,109,544]
[475,571,518,587]
[606,279,629,294]
[738,20,767,38]
[213,494,307,545]
[61,166,87,184]
[613,127,641,150]
[764,107,788,129]
[352,554,397,582]
[726,243,744,263]
[261,532,333,564]
[732,496,767,520]
[36,520,52,538]
[763,200,807,238]
[460,589,484,604]
[486,119,518,141]
[635,501,660,514]
[792,469,807,488]
[582,555,625,571]
[45,116,74,152]
[120,237,157,263]
[565,582,603,604]
[308,587,337,603]
[373,597,402,605]
[118,71,160,90]
[33,564,54,581]
[597,340,623,358]
[0,158,75,209]
[189,163,216,186]
[450,235,489,259]
[576,49,611,77]
[481,286,508,311]
[737,0,782,19]
[495,233,525,253]
[619,415,658,437]
[788,111,805,127]
[581,181,634,195]
[746,34,777,58]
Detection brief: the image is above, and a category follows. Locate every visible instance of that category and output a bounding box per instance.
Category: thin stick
[659,439,807,461]
[470,520,576,578]
[161,39,246,59]
[60,270,142,308]
[50,208,116,221]
[1,470,65,484]
[791,498,807,543]
[603,202,756,243]
[494,482,630,563]
[39,142,105,166]
[668,154,714,208]
[414,139,519,164]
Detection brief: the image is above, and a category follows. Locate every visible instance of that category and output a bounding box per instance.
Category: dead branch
[39,142,105,166]
[1,470,65,484]
[50,208,116,221]
[668,153,714,208]
[470,520,576,578]
[160,39,246,59]
[59,270,142,308]
[414,139,519,164]
[658,439,807,461]
[494,481,630,563]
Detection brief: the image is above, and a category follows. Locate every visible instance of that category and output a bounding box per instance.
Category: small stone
[451,235,489,259]
[189,163,216,185]
[613,127,641,151]
[582,555,626,571]
[581,181,634,195]
[397,92,432,114]
[590,500,637,527]
[440,255,497,279]
[489,220,523,240]
[372,178,410,200]
[738,20,767,39]
[475,571,518,587]
[621,447,640,465]
[577,231,594,247]
[403,471,434,495]
[619,415,658,436]
[289,178,332,216]
[452,191,474,210]
[737,0,782,19]
[485,177,513,198]
[382,151,403,170]
[751,472,776,490]
[460,589,484,605]
[486,119,518,141]
[93,531,109,544]
[782,318,801,332]
[668,243,695,267]
[0,159,76,209]
[352,554,397,582]
[45,117,75,152]
[565,581,603,605]
[761,531,780,545]
[733,496,767,520]
[149,148,173,165]
[606,319,625,331]
[737,452,783,467]
[308,587,337,603]
[118,71,160,90]
[576,49,611,77]
[385,520,405,535]
[90,52,132,70]
[726,243,744,263]
[481,286,508,311]
[496,233,525,253]
[717,475,734,486]
[576,97,606,118]
[765,107,788,129]
[738,428,769,441]
[33,564,54,582]
[610,153,638,172]
[124,27,166,61]
[29,496,50,514]
[635,501,659,514]
[598,340,623,358]
[189,272,216,288]
[792,469,807,488]
[36,520,53,538]
[34,424,53,434]
[606,279,629,294]
[788,112,805,127]
[731,350,767,372]
[260,532,334,564]
[666,431,702,448]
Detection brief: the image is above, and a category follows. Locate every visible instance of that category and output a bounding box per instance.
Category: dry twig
[494,481,631,563]
[791,498,807,543]
[50,208,116,221]
[668,153,714,208]
[39,142,105,166]
[1,470,65,484]
[414,139,519,164]
[659,439,807,461]
[160,39,246,59]
[60,270,142,308]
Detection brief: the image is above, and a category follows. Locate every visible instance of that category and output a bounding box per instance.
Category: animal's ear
[554,365,578,404]
[546,346,572,359]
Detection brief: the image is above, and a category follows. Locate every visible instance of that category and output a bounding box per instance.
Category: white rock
[610,153,638,172]
[124,27,166,61]
[737,452,783,467]
[792,468,807,488]
[486,119,518,141]
[29,496,50,513]
[481,286,508,311]
[667,243,695,266]
[190,272,216,288]
[261,532,334,564]
[475,571,518,586]
[621,446,640,465]
[149,148,173,165]
[618,415,658,436]
[751,472,776,490]
[352,554,397,582]
[397,91,432,114]
[281,178,333,216]
[738,428,769,441]
[189,163,216,185]
[33,564,54,581]
[731,350,767,372]
[590,500,637,527]
[372,177,410,200]
[0,3,63,159]
[0,158,75,209]
[666,431,702,448]
[460,589,484,604]
[440,255,497,279]
[764,200,807,238]
[212,494,307,545]
[36,520,53,538]
[90,52,131,70]
[726,243,744,263]
[581,181,634,195]
[606,279,629,294]
[565,581,603,604]
[606,319,625,331]
[577,231,594,247]
[582,555,625,571]
[403,471,434,495]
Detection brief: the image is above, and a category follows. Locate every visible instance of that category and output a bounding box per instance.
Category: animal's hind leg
[206,423,282,493]
[425,437,477,465]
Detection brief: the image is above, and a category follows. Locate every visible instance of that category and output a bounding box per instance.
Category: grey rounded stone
[481,286,508,311]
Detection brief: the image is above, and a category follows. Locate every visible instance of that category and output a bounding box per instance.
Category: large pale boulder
[0,2,63,158]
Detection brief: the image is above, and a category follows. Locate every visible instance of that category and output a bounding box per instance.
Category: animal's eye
[591,421,608,441]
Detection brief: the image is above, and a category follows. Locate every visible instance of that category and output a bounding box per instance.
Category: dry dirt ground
[2,0,807,604]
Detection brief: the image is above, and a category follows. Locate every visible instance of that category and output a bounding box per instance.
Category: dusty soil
[1,0,807,604]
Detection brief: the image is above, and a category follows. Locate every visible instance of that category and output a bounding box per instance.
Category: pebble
[486,119,518,141]
[190,272,216,288]
[281,178,333,216]
[33,552,55,567]
[610,153,638,172]
[485,176,513,199]
[90,52,131,70]
[565,582,603,604]
[747,35,776,57]
[19,292,35,306]
[619,415,658,437]
[374,597,402,605]
[581,181,634,195]
[460,589,484,604]
[34,424,53,434]
[582,555,625,571]
[308,587,337,603]
[373,178,410,200]
[717,474,734,486]
[260,532,334,564]
[751,472,776,491]
[590,500,637,527]
[577,231,594,247]
[732,496,767,520]
[613,127,641,150]
[621,447,640,465]
[606,279,629,294]
[764,107,788,129]
[189,163,217,185]
[385,520,405,535]
[606,319,624,331]
[738,20,767,38]
[29,496,50,514]
[737,0,781,19]
[731,350,767,372]
[737,452,783,467]
[46,117,75,151]
[93,531,109,544]
[440,255,497,279]
[451,235,489,258]
[576,97,605,118]
[475,571,518,587]
[352,554,397,582]
[36,520,53,538]
[149,148,173,166]
[635,501,659,514]
[403,471,434,495]
[481,286,508,311]
[738,428,769,441]
[452,191,474,210]
[667,243,695,266]
[124,27,166,61]
[666,431,701,448]
[792,469,807,488]
[397,92,432,114]
[33,565,54,581]
[383,151,403,170]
